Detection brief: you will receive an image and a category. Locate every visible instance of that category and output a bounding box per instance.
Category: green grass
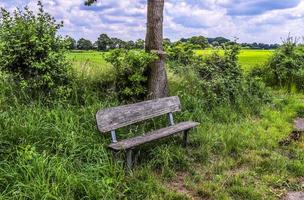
[66,51,114,81]
[1,50,303,199]
[67,49,274,73]
[195,49,274,71]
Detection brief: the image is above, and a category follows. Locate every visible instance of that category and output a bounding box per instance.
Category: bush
[253,37,304,91]
[196,45,243,104]
[105,49,156,102]
[171,45,270,112]
[166,42,201,72]
[0,2,71,98]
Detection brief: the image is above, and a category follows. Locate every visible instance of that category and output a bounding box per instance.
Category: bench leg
[126,149,133,170]
[134,150,140,166]
[183,130,189,147]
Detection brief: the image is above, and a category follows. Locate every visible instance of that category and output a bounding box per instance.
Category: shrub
[105,49,156,102]
[166,42,201,72]
[196,45,243,105]
[171,44,270,112]
[0,2,71,98]
[253,37,304,91]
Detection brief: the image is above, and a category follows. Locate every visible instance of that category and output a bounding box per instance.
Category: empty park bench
[96,96,199,169]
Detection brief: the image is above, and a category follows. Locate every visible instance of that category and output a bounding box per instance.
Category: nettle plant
[176,44,270,109]
[267,37,304,91]
[105,49,157,102]
[0,2,71,97]
[166,42,201,72]
[197,45,244,104]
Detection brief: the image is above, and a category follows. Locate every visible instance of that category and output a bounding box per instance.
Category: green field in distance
[67,49,274,72]
[195,49,274,71]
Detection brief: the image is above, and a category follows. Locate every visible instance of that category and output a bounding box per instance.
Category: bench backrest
[96,96,181,133]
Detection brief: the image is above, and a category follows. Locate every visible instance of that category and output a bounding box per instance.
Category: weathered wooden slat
[96,96,181,133]
[294,118,304,131]
[108,121,199,150]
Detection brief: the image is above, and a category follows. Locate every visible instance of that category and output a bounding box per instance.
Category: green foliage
[163,38,172,48]
[196,45,243,105]
[188,36,209,49]
[65,36,76,50]
[208,37,230,47]
[252,37,304,91]
[134,39,145,49]
[77,38,93,50]
[1,49,304,199]
[105,49,157,101]
[0,7,302,197]
[171,45,270,110]
[125,40,136,50]
[84,0,97,6]
[109,37,124,49]
[0,2,71,97]
[195,49,274,71]
[287,160,304,176]
[96,33,111,51]
[166,42,201,71]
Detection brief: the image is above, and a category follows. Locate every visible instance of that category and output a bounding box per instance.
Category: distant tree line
[240,42,280,50]
[65,34,144,51]
[65,34,280,51]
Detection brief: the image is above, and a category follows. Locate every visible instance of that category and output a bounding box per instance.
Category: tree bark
[145,0,168,99]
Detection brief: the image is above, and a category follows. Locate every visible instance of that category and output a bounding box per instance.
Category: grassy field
[195,49,274,71]
[67,49,274,72]
[66,51,114,81]
[1,49,304,200]
[1,76,304,199]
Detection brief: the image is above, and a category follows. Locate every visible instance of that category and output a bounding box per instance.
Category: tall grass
[0,53,303,199]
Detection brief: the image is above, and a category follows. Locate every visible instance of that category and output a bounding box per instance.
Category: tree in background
[96,33,111,51]
[208,37,230,46]
[65,36,77,50]
[77,38,93,50]
[189,36,209,49]
[163,38,172,47]
[135,39,145,49]
[109,37,123,49]
[125,40,135,50]
[84,0,97,5]
[180,38,188,43]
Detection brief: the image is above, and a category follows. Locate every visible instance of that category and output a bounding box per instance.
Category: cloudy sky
[1,0,304,43]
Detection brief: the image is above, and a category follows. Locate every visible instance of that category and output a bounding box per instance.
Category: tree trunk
[145,0,168,99]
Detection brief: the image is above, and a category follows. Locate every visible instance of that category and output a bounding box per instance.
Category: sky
[1,0,304,44]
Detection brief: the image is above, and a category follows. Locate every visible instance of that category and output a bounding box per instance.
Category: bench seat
[108,121,199,151]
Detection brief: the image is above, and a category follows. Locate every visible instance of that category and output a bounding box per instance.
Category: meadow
[2,69,304,200]
[1,45,303,200]
[67,49,274,73]
[196,49,273,71]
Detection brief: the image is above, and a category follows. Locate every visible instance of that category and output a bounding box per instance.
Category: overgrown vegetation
[0,3,303,200]
[252,37,304,92]
[0,3,71,98]
[105,49,156,101]
[167,44,270,112]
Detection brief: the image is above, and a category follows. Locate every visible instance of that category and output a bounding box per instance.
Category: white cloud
[1,0,304,43]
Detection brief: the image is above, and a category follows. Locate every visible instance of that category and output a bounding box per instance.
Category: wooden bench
[96,96,199,169]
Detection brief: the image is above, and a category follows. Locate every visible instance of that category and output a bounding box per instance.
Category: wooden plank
[108,121,199,150]
[126,150,133,170]
[96,96,181,133]
[282,192,304,200]
[293,118,304,131]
